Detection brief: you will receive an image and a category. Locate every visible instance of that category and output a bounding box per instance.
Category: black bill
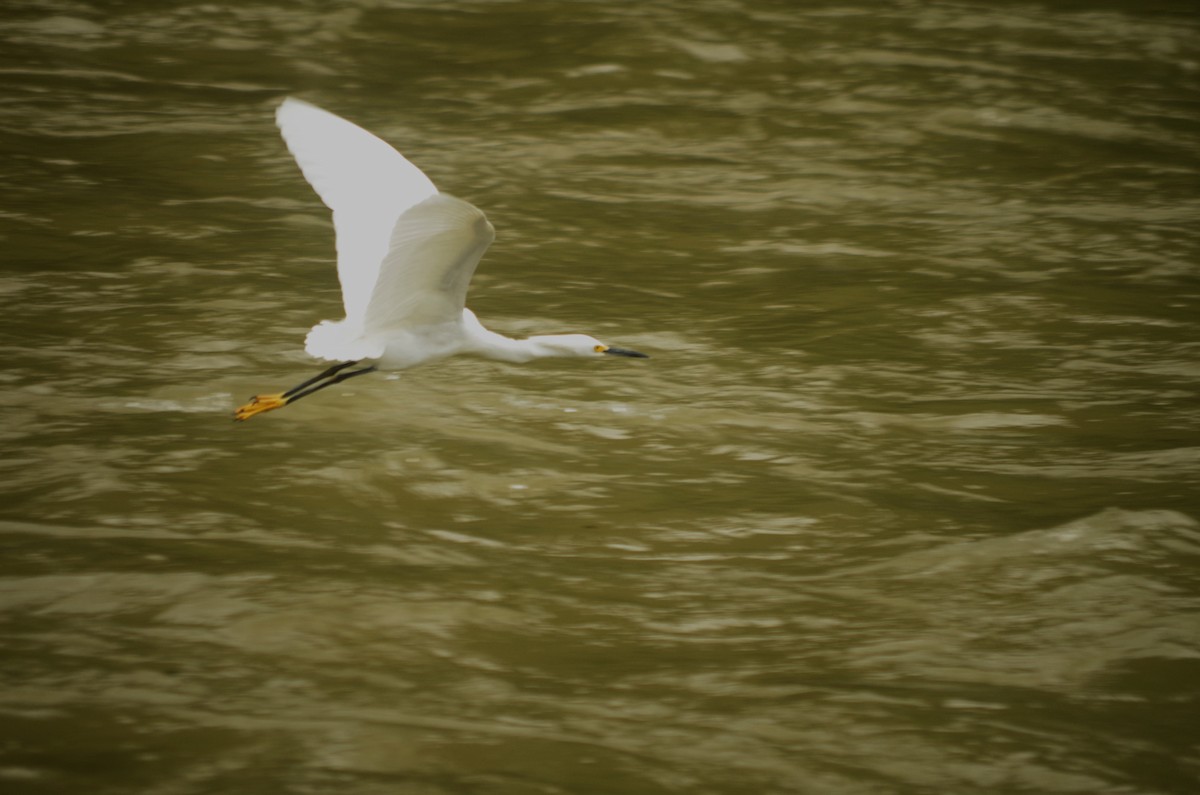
[604,346,649,359]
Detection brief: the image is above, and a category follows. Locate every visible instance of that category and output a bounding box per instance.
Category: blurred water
[2,0,1199,793]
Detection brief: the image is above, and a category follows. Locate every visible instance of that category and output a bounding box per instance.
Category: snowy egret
[234,98,647,421]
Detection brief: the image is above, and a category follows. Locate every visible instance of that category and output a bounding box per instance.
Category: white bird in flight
[235,98,647,421]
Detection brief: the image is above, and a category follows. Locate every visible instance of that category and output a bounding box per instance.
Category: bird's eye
[594,345,606,353]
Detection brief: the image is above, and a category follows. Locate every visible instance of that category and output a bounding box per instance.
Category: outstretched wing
[363,194,495,333]
[276,98,438,325]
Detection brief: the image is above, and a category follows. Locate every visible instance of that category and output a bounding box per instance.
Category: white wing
[363,193,495,333]
[276,98,438,325]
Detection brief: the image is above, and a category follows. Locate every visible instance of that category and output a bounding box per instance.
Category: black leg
[235,361,379,421]
[283,365,377,405]
[281,360,361,399]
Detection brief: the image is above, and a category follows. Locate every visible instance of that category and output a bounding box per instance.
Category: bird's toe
[233,393,288,422]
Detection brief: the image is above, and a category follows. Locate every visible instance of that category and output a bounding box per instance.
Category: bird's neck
[462,309,553,363]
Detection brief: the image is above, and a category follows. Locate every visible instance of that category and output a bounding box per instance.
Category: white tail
[304,319,385,361]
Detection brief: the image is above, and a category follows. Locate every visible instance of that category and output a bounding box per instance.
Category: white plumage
[234,98,646,421]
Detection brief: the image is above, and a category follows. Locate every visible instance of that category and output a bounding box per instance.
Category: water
[2,1,1199,792]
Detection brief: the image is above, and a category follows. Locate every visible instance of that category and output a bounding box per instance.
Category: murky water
[2,1,1199,792]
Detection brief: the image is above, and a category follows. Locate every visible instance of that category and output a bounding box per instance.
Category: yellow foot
[234,393,288,422]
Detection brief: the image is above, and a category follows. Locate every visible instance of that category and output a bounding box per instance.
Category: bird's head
[530,334,649,360]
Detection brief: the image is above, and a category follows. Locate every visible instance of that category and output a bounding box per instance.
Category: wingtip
[276,97,322,127]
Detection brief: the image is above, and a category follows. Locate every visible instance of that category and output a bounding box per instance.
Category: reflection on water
[2,0,1199,792]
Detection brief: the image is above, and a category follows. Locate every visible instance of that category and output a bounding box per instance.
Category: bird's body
[235,99,645,421]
